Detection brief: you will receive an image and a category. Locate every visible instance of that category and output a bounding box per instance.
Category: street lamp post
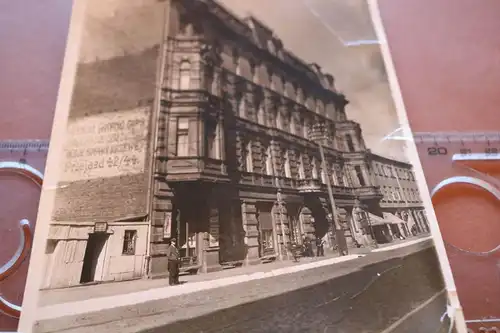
[310,124,348,256]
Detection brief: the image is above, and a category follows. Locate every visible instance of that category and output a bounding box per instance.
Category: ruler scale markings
[413,131,500,161]
[0,140,50,153]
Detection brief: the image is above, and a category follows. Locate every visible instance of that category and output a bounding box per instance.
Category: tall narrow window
[179,60,191,90]
[256,102,265,125]
[206,121,219,159]
[289,113,296,135]
[335,166,345,186]
[176,118,189,156]
[268,71,275,90]
[276,109,283,130]
[303,118,310,138]
[245,141,253,172]
[122,230,137,255]
[311,157,318,179]
[298,155,305,179]
[249,61,257,83]
[345,134,355,152]
[284,150,292,178]
[265,146,273,176]
[238,96,246,118]
[354,166,366,186]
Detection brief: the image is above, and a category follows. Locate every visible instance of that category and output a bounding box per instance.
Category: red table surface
[379,0,500,329]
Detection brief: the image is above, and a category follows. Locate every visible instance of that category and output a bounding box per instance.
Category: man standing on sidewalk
[166,238,180,286]
[316,237,325,257]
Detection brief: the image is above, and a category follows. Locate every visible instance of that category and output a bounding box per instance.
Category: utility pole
[311,124,348,256]
[318,143,349,256]
[269,140,289,261]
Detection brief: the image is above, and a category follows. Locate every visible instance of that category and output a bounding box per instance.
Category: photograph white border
[18,1,88,332]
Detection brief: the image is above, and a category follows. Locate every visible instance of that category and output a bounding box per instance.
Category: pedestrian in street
[166,238,180,286]
[316,237,325,257]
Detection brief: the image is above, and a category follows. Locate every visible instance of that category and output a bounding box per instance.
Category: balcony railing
[297,178,323,193]
[354,186,382,197]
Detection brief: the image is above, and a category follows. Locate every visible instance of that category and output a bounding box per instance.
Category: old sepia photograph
[16,0,455,332]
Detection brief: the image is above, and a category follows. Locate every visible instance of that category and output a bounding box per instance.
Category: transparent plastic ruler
[414,131,500,161]
[0,139,49,153]
[413,131,500,331]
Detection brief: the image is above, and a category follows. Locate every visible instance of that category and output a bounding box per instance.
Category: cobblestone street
[34,238,447,333]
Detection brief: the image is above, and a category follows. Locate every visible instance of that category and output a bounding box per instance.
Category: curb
[37,254,363,321]
[371,236,432,253]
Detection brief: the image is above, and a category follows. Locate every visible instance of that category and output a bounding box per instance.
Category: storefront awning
[383,212,407,225]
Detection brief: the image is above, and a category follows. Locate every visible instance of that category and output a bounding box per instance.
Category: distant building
[369,153,429,238]
[42,0,428,289]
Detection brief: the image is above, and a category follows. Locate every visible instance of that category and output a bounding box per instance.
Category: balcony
[297,179,323,193]
[239,173,298,190]
[165,158,230,183]
[353,186,383,199]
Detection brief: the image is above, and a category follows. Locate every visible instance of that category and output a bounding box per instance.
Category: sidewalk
[39,235,432,307]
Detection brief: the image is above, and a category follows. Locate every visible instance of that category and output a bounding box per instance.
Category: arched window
[179,60,191,90]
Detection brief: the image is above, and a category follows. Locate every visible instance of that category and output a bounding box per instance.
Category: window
[289,113,296,135]
[283,150,292,178]
[345,134,355,152]
[268,70,275,90]
[238,96,246,117]
[276,109,283,130]
[335,166,344,186]
[234,49,241,76]
[176,118,189,156]
[122,230,137,255]
[265,146,273,176]
[179,60,191,90]
[303,118,310,138]
[298,155,305,179]
[311,157,318,179]
[256,102,265,125]
[249,61,257,83]
[354,166,366,186]
[245,141,253,172]
[206,121,219,159]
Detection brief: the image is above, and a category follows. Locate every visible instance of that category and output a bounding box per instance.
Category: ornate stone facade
[148,0,415,276]
[43,0,428,289]
[369,153,430,238]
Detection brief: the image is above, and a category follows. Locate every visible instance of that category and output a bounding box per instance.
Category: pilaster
[241,200,260,265]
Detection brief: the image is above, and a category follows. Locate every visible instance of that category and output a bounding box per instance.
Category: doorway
[80,233,108,284]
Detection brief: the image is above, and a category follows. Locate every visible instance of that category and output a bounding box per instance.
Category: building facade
[42,0,427,288]
[369,153,430,239]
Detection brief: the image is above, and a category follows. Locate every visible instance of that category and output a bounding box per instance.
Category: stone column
[241,200,260,265]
